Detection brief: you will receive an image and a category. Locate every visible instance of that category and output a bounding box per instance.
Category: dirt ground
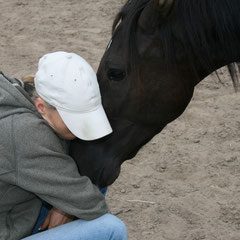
[1,1,240,239]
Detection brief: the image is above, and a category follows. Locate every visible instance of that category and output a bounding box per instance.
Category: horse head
[70,0,240,187]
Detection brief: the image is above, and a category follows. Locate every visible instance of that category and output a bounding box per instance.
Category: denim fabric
[24,213,127,240]
[32,202,53,234]
[32,187,109,235]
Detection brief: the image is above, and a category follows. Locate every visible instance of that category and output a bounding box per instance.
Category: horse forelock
[112,0,149,35]
[111,0,240,90]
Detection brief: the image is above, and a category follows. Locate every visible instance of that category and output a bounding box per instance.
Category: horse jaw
[70,119,162,188]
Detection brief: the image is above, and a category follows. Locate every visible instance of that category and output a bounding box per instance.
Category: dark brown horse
[70,0,240,188]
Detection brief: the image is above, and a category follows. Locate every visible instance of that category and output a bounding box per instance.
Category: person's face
[44,108,77,140]
[35,98,77,140]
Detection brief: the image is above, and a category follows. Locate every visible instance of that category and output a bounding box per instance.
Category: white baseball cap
[34,51,112,140]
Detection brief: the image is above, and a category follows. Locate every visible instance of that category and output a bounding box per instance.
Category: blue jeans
[31,188,108,234]
[23,214,127,240]
[26,188,127,239]
[31,201,53,234]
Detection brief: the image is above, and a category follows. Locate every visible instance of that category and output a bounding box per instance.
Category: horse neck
[194,40,240,86]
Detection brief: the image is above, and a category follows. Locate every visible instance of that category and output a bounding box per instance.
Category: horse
[69,0,240,188]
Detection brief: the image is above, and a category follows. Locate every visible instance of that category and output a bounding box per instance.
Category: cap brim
[57,105,113,141]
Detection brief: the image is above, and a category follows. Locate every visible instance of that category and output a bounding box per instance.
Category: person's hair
[22,75,56,110]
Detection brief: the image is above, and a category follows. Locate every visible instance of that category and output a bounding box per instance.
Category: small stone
[125,208,132,213]
[120,189,126,193]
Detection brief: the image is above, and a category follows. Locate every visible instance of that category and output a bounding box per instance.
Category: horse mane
[112,0,240,90]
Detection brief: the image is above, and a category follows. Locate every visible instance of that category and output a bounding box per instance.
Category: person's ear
[35,97,46,115]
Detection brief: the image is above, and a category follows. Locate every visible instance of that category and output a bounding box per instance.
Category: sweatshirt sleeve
[13,113,108,220]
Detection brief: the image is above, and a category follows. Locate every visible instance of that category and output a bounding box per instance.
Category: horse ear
[138,0,174,33]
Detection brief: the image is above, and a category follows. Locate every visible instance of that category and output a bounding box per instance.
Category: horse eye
[107,68,125,81]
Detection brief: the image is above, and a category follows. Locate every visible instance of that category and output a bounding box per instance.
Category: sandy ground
[1,1,240,239]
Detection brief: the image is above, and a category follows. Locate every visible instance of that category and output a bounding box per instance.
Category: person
[0,51,128,240]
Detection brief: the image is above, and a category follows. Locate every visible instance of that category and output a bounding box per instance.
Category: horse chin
[70,119,163,188]
[98,164,121,188]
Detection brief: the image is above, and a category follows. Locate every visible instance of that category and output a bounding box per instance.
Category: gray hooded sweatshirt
[0,73,108,240]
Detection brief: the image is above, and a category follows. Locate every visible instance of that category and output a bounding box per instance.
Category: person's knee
[102,214,128,240]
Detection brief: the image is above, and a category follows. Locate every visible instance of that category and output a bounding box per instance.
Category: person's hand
[40,207,76,230]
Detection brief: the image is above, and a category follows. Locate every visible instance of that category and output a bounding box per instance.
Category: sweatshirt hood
[0,73,39,120]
